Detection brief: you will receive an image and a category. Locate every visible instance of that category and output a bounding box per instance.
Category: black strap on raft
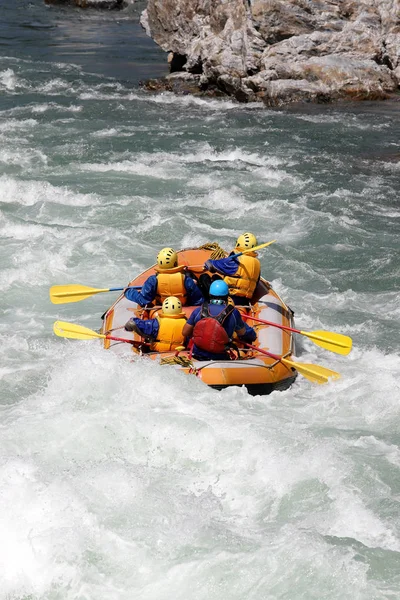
[200,301,234,324]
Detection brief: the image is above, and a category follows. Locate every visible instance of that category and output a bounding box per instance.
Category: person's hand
[204,260,215,272]
[124,319,137,332]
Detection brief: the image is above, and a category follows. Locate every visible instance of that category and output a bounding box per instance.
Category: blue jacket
[205,256,240,277]
[129,317,159,339]
[187,303,256,360]
[124,274,203,307]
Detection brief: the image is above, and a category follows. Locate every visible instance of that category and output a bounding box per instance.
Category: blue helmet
[209,280,229,299]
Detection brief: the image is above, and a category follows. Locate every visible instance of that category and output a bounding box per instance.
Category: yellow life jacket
[152,313,187,352]
[155,265,187,305]
[224,253,260,298]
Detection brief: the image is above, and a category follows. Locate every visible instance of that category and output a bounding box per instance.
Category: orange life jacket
[155,265,187,305]
[151,313,186,352]
[224,253,260,298]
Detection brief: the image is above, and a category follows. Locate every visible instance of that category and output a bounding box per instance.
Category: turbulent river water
[1,1,400,598]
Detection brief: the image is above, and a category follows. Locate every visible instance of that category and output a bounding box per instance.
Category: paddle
[50,284,141,304]
[53,320,143,346]
[50,241,277,304]
[242,314,352,356]
[242,343,340,384]
[231,239,277,259]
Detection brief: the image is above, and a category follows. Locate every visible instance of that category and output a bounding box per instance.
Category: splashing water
[1,0,400,598]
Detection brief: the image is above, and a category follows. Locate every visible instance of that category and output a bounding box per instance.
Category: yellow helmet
[157,247,178,270]
[162,296,182,315]
[235,232,257,251]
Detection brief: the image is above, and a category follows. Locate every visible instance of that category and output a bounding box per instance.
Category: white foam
[176,143,286,167]
[91,127,118,138]
[75,83,266,112]
[0,118,38,132]
[0,148,47,169]
[0,175,100,207]
[75,144,299,191]
[31,103,83,114]
[181,188,250,216]
[292,111,391,130]
[78,159,182,180]
[0,68,18,91]
[0,103,83,117]
[37,78,74,94]
[0,340,398,597]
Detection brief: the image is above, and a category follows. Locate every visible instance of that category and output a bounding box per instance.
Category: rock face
[140,0,400,105]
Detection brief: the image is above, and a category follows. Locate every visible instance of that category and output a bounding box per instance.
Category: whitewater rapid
[1,1,400,597]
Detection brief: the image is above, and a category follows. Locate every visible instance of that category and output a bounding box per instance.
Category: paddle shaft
[106,334,137,344]
[189,240,276,270]
[243,343,287,363]
[51,285,141,300]
[231,240,276,259]
[112,286,141,291]
[104,334,149,348]
[242,314,298,334]
[242,342,340,384]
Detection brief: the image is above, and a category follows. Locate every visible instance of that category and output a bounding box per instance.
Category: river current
[1,1,400,599]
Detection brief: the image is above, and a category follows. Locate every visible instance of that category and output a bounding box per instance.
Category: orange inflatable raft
[101,246,297,395]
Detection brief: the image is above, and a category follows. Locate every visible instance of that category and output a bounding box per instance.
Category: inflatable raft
[101,245,297,396]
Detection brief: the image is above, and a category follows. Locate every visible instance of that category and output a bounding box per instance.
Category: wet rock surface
[140,0,400,105]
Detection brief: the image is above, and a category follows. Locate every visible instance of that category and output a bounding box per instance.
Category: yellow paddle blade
[50,284,110,304]
[303,330,353,356]
[53,321,106,340]
[241,239,277,255]
[282,357,341,385]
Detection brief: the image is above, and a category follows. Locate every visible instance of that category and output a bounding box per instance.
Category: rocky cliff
[140,0,400,105]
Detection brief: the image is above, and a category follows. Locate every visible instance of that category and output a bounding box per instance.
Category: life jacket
[152,313,187,352]
[155,265,187,305]
[192,302,234,354]
[224,253,260,299]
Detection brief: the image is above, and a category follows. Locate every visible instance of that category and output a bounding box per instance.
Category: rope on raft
[198,242,226,259]
[160,355,193,367]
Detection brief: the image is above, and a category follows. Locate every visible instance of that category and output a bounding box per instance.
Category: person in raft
[124,296,186,352]
[124,247,203,307]
[182,280,257,361]
[203,232,261,305]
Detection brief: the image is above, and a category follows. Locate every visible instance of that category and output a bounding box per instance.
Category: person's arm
[182,308,199,338]
[237,324,257,343]
[204,256,239,277]
[182,322,194,339]
[124,275,157,307]
[233,310,257,342]
[125,317,159,339]
[184,275,204,306]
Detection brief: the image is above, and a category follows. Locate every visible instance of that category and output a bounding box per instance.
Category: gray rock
[141,0,400,105]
